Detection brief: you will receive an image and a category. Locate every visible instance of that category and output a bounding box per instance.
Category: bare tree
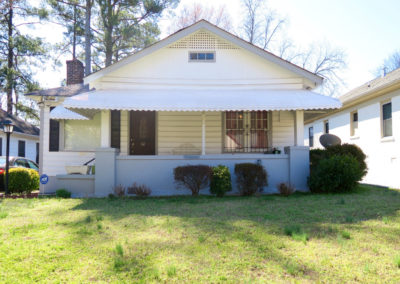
[169,2,233,32]
[375,50,400,76]
[241,0,285,50]
[295,43,347,96]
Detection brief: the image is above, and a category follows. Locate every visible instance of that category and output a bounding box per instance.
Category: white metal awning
[62,89,341,111]
[50,105,89,120]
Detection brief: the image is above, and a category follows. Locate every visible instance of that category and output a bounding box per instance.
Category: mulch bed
[0,192,39,199]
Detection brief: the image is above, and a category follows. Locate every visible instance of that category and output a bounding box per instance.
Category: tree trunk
[6,2,14,114]
[84,0,91,75]
[104,26,113,67]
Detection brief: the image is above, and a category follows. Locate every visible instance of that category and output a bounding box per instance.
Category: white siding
[120,111,129,155]
[0,133,39,162]
[305,89,400,189]
[272,111,295,148]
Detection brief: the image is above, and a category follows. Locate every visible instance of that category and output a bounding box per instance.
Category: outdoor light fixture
[2,120,14,195]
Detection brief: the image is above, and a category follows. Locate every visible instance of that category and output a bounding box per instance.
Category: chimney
[66,59,84,85]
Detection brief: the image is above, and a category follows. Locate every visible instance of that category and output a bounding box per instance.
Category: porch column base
[95,147,117,197]
[285,146,309,191]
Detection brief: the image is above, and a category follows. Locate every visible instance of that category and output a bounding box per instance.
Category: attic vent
[169,30,239,50]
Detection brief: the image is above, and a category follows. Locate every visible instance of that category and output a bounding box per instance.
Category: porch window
[224,111,270,153]
[324,120,329,134]
[64,112,101,151]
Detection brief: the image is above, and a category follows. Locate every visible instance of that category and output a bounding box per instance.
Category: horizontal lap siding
[157,112,222,155]
[120,111,129,155]
[272,111,295,147]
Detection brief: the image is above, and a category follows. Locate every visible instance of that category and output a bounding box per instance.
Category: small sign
[40,174,49,185]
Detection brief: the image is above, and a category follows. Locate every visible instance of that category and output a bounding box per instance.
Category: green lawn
[0,186,400,283]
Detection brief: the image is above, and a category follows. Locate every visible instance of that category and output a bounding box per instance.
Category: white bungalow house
[27,20,340,197]
[0,109,40,163]
[305,68,400,189]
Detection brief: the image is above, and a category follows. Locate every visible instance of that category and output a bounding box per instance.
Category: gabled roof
[85,20,323,86]
[0,109,39,136]
[25,84,90,98]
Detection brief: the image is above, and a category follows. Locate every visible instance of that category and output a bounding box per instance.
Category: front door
[130,111,155,155]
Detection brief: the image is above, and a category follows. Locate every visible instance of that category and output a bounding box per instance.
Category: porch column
[100,110,111,147]
[294,110,304,146]
[201,112,206,155]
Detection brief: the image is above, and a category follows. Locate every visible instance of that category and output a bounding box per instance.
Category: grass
[0,185,399,282]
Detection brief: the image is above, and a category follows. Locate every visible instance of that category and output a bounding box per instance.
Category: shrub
[308,155,362,193]
[310,144,367,178]
[113,184,125,197]
[56,189,71,198]
[234,163,267,196]
[173,165,212,196]
[210,165,232,197]
[127,183,152,197]
[277,183,295,196]
[8,168,39,194]
[326,144,367,178]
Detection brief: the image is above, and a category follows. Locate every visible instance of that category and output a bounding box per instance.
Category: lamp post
[2,120,14,195]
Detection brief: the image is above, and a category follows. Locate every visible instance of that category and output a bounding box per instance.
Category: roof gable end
[84,20,323,86]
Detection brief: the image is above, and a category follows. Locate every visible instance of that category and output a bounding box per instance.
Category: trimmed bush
[173,165,212,196]
[234,163,267,196]
[277,183,295,196]
[310,144,367,178]
[56,189,71,198]
[210,165,232,197]
[308,155,362,193]
[127,183,152,197]
[8,168,39,194]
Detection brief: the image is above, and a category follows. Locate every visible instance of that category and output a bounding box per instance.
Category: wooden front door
[130,111,156,155]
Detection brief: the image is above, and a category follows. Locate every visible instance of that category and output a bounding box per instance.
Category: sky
[30,0,400,95]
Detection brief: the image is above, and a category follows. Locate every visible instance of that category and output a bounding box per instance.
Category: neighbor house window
[350,111,358,136]
[189,52,215,62]
[64,112,101,151]
[224,111,270,153]
[18,140,25,157]
[309,127,314,147]
[324,120,329,134]
[382,102,392,137]
[36,142,39,164]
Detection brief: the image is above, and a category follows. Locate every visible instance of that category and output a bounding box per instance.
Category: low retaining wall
[116,154,290,196]
[42,146,309,197]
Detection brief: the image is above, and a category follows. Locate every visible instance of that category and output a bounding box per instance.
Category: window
[64,112,101,151]
[324,120,329,134]
[18,140,25,157]
[15,159,29,168]
[350,111,358,136]
[49,106,60,152]
[189,52,215,62]
[27,160,39,171]
[309,127,314,147]
[0,137,2,156]
[382,102,392,137]
[224,111,270,153]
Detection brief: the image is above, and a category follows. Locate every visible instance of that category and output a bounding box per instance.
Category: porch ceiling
[62,89,341,112]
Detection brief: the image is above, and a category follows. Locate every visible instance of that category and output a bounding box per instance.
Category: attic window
[189,52,215,62]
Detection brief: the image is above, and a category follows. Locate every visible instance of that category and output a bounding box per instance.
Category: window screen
[309,127,314,147]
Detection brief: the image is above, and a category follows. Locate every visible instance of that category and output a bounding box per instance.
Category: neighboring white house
[305,68,400,189]
[27,20,340,197]
[0,109,40,163]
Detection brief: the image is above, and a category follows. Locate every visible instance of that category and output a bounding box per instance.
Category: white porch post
[201,111,206,155]
[294,110,304,146]
[100,110,111,147]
